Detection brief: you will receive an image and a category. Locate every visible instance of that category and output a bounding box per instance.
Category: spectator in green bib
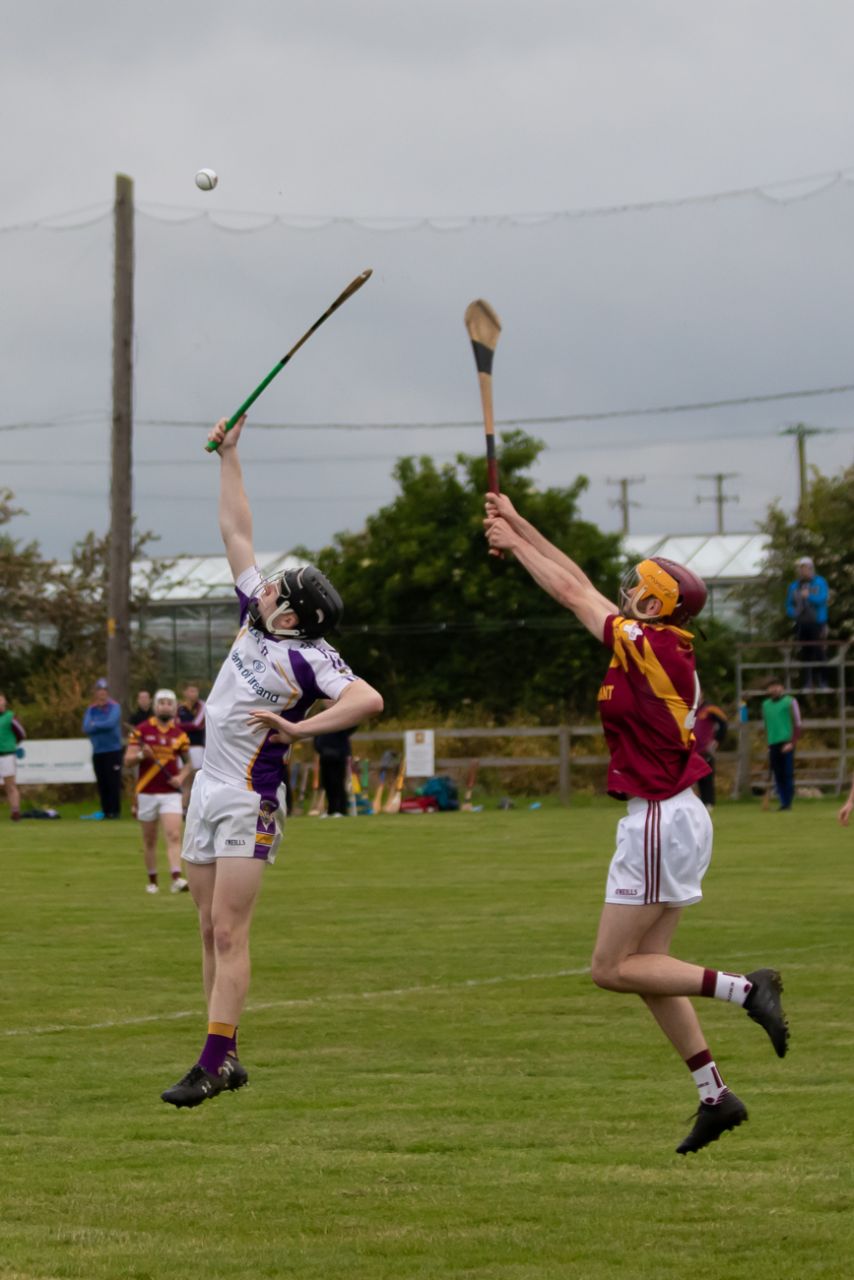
[761,677,801,812]
[0,692,26,822]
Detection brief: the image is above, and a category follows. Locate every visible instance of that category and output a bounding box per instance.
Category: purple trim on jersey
[235,585,253,625]
[247,730,288,801]
[289,647,323,704]
[253,792,281,859]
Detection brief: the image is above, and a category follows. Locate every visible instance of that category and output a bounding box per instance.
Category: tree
[0,490,175,733]
[314,431,626,720]
[749,463,854,642]
[0,488,51,643]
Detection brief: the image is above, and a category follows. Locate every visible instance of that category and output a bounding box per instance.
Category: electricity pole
[780,423,824,516]
[696,472,739,534]
[607,475,645,535]
[107,173,134,707]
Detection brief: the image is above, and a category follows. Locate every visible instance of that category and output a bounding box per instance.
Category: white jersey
[201,566,355,798]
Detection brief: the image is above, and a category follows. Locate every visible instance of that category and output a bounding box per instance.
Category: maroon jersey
[130,718,190,795]
[693,703,728,755]
[597,614,711,801]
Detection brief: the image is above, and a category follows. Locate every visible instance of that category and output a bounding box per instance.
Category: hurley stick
[206,269,373,453]
[383,761,406,814]
[460,758,479,812]
[308,754,324,816]
[464,299,502,492]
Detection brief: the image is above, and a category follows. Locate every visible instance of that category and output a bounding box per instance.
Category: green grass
[1,799,853,1280]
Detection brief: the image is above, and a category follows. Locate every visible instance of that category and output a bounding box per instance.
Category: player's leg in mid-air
[160,776,272,1107]
[161,857,263,1106]
[591,799,789,1155]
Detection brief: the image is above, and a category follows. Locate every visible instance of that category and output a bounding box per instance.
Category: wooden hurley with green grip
[206,268,373,452]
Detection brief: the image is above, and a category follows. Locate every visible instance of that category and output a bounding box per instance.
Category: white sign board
[404,729,435,778]
[16,739,96,785]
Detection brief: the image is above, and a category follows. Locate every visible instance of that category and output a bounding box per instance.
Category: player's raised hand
[247,708,303,744]
[485,516,518,554]
[485,491,517,523]
[207,414,247,453]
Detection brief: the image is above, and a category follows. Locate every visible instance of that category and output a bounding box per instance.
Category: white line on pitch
[3,967,591,1039]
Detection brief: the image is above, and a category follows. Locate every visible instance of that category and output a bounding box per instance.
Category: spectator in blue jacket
[82,678,124,818]
[786,557,830,691]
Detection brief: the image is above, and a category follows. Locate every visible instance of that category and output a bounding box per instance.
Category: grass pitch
[2,798,853,1280]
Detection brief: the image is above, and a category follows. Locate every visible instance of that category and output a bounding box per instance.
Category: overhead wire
[1,163,853,237]
[3,380,854,437]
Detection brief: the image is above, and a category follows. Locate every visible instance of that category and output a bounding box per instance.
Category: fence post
[558,725,570,805]
[735,721,753,799]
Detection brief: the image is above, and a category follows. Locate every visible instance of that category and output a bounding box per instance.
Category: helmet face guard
[619,557,707,626]
[248,565,343,639]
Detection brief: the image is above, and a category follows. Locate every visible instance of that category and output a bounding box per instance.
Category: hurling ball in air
[194,168,218,191]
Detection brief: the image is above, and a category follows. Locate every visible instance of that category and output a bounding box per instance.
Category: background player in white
[161,416,383,1108]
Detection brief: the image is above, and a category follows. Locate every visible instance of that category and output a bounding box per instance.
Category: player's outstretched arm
[485,517,611,641]
[208,416,255,581]
[485,492,616,612]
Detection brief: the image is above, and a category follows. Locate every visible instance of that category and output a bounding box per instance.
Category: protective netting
[2,177,854,557]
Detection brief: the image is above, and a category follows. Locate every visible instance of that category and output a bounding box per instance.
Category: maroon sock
[148,872,158,886]
[700,968,718,998]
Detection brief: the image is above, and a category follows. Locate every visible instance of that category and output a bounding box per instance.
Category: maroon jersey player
[125,690,191,895]
[485,493,789,1155]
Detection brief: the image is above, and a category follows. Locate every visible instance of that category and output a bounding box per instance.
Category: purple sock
[198,1034,232,1075]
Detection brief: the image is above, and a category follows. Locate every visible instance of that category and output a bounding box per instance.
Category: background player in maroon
[125,690,191,895]
[484,491,789,1154]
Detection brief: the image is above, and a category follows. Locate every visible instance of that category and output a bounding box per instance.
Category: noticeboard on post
[404,729,435,778]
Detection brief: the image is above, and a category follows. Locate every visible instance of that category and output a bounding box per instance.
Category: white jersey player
[198,565,356,818]
[162,414,383,1110]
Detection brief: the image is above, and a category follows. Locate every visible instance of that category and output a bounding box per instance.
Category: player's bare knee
[590,955,622,990]
[212,921,245,956]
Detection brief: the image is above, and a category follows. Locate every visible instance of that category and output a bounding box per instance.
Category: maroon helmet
[652,557,707,625]
[619,557,707,625]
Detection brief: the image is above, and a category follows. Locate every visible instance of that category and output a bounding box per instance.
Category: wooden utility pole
[107,173,134,706]
[696,472,738,534]
[607,475,645,535]
[780,423,824,516]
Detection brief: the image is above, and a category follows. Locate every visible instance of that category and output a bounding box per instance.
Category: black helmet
[249,565,343,639]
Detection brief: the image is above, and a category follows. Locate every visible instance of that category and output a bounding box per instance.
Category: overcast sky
[2,0,853,560]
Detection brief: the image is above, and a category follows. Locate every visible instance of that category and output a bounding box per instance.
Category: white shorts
[136,791,183,822]
[188,745,205,771]
[0,754,16,780]
[182,770,285,865]
[605,787,713,907]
